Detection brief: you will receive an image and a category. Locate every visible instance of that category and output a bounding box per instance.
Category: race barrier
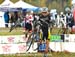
[64,34,75,42]
[0,43,27,54]
[50,42,75,52]
[0,35,27,44]
[50,34,75,42]
[0,42,75,54]
[0,43,37,54]
[0,35,38,54]
[50,34,64,42]
[0,34,64,43]
[0,34,75,54]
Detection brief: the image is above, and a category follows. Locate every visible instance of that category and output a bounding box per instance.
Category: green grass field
[0,27,73,36]
[0,28,23,35]
[0,52,75,57]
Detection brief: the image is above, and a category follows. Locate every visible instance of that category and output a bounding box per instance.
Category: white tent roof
[14,0,38,9]
[0,0,14,8]
[0,0,18,12]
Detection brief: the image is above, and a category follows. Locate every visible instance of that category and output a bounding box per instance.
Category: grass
[0,27,74,36]
[0,28,24,36]
[0,52,75,57]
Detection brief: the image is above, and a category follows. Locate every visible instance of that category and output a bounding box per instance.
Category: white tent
[0,0,20,12]
[0,12,5,27]
[0,0,14,8]
[0,0,15,28]
[14,0,38,9]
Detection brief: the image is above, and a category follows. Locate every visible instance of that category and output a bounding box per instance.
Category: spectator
[4,12,9,27]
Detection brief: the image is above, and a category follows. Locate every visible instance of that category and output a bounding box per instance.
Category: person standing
[4,12,9,28]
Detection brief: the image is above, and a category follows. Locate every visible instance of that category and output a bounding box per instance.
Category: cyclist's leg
[27,23,33,40]
[42,26,49,53]
[9,23,15,32]
[24,23,30,38]
[45,33,49,53]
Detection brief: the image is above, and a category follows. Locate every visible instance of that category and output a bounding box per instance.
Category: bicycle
[26,20,41,52]
[26,20,52,57]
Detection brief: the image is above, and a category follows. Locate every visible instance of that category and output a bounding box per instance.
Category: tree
[0,0,4,4]
[66,0,71,8]
[10,0,18,3]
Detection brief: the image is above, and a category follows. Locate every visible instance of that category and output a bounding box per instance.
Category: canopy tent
[0,7,20,12]
[0,0,39,12]
[0,0,19,12]
[0,12,5,27]
[0,0,14,7]
[14,0,38,11]
[0,0,19,28]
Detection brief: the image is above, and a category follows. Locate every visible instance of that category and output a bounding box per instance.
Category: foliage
[67,0,71,8]
[0,0,4,4]
[10,0,19,3]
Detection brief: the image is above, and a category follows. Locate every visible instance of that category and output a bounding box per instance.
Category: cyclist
[24,10,34,40]
[38,7,51,53]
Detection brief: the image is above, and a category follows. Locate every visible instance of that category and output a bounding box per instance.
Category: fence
[0,34,75,54]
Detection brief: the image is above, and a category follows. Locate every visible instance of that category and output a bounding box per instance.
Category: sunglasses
[42,12,47,13]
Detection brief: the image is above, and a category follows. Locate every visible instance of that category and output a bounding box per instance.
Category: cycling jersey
[25,14,34,24]
[39,14,51,27]
[39,14,51,40]
[24,14,34,32]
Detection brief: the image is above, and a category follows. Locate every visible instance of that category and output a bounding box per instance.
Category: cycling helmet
[40,7,48,12]
[26,9,34,14]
